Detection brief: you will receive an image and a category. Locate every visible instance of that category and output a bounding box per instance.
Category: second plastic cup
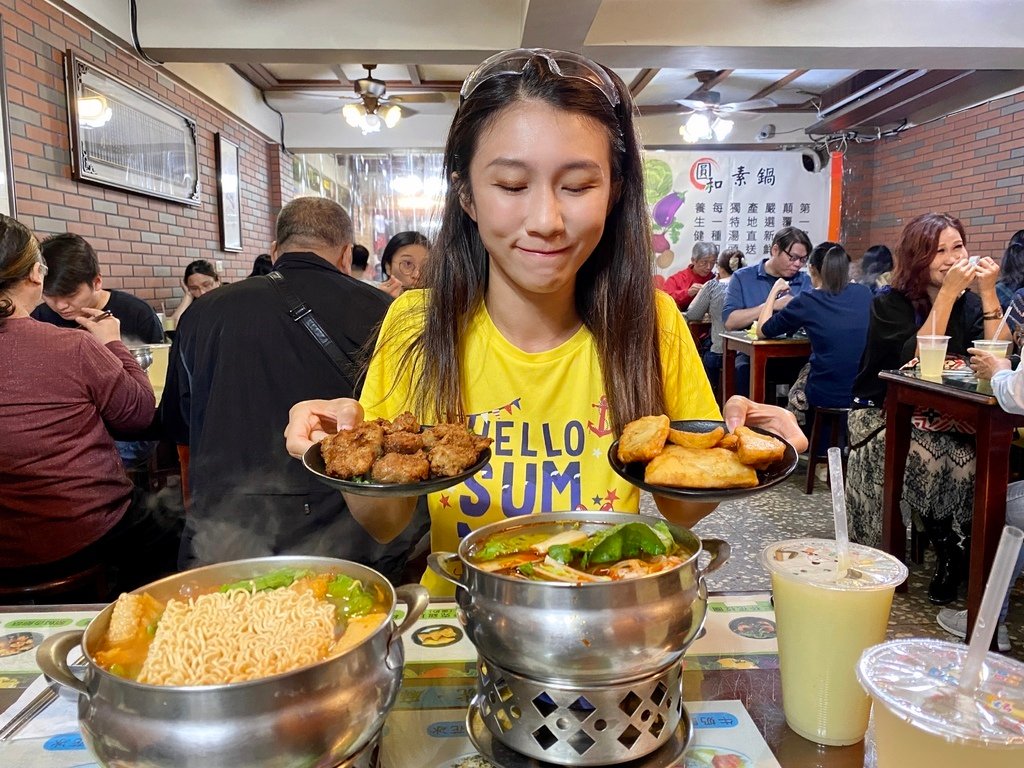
[761,539,908,746]
[972,339,1012,379]
[917,334,950,378]
[858,638,1024,767]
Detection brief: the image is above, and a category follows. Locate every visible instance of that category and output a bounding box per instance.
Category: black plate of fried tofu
[303,413,493,497]
[608,418,798,502]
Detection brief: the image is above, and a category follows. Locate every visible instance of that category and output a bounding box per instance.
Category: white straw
[828,447,851,577]
[958,526,1024,697]
[992,302,1015,342]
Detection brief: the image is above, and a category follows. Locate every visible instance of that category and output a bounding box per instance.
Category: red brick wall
[842,90,1024,261]
[1,0,282,308]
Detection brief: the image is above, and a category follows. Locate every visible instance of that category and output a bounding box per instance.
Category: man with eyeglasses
[722,227,814,395]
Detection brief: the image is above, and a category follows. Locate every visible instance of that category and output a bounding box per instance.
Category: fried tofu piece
[734,426,786,469]
[668,425,725,449]
[371,451,431,483]
[617,415,670,463]
[717,434,739,450]
[644,445,759,489]
[105,592,163,645]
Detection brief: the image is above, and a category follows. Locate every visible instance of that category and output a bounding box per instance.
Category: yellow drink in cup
[761,539,908,746]
[917,334,950,378]
[858,639,1024,767]
[147,343,170,392]
[972,339,1012,380]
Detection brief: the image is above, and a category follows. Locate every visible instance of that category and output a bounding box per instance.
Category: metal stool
[805,406,851,494]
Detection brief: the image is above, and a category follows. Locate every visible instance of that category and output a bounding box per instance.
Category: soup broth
[467,520,692,583]
[94,568,389,686]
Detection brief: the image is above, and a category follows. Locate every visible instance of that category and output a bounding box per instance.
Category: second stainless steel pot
[429,512,729,685]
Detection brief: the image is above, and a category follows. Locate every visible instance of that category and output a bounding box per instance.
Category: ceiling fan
[674,70,777,141]
[674,70,778,117]
[298,65,446,132]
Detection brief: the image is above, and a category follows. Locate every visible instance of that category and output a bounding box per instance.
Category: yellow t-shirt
[360,289,720,594]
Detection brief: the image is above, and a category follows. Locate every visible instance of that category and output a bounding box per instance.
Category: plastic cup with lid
[761,538,908,746]
[858,638,1024,767]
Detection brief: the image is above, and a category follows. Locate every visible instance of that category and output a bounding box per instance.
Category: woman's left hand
[971,256,1000,293]
[722,396,809,453]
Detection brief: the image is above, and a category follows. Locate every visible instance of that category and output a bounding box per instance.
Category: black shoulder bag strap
[265,270,357,390]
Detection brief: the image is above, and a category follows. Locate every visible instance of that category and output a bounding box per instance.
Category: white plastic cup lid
[858,638,1024,748]
[760,538,908,591]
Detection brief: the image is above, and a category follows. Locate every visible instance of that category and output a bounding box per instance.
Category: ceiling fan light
[685,112,711,140]
[383,104,401,128]
[362,113,382,133]
[712,118,734,140]
[342,103,363,127]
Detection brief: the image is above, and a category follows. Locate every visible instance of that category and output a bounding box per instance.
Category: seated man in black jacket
[161,197,427,581]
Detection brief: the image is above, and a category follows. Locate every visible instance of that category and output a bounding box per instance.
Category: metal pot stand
[467,657,692,767]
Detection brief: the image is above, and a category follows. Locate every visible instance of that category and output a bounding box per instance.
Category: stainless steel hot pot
[37,556,428,768]
[428,511,729,685]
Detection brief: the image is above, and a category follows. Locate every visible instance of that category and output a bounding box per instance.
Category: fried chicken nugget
[383,430,425,454]
[426,424,492,477]
[387,411,420,434]
[644,445,758,489]
[617,415,670,464]
[668,425,725,449]
[321,420,384,478]
[371,451,430,483]
[734,426,786,469]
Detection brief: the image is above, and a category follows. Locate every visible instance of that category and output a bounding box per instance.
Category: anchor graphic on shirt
[587,395,612,438]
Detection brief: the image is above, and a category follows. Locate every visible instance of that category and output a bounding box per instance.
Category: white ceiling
[67,0,1024,150]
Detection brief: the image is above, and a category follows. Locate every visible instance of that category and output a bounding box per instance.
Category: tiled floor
[640,471,1024,662]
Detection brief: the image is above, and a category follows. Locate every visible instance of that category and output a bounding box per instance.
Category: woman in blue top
[756,242,873,410]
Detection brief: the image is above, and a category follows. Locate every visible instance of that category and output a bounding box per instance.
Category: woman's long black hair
[380,52,664,432]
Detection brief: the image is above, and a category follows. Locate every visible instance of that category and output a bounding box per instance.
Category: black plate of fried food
[303,411,493,497]
[608,417,798,502]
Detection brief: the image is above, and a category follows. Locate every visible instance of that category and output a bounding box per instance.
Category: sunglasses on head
[460,48,621,109]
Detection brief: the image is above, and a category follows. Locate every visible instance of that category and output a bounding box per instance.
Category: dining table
[720,331,811,405]
[0,593,864,768]
[879,368,1024,643]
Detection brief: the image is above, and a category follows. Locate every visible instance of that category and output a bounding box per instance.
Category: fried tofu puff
[617,415,670,463]
[733,426,786,469]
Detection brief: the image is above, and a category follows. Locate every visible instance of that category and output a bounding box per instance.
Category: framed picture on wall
[0,16,16,217]
[216,134,242,252]
[65,51,200,206]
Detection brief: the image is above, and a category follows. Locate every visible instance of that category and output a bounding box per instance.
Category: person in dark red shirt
[0,216,179,595]
[663,242,718,310]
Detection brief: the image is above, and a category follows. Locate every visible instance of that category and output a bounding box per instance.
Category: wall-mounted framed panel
[65,51,200,206]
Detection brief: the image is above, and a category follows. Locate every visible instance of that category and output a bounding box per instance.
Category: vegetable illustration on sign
[643,158,686,272]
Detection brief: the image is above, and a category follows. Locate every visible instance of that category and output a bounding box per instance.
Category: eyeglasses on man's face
[781,248,809,265]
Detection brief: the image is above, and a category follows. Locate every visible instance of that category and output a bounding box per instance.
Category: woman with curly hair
[845,212,1003,604]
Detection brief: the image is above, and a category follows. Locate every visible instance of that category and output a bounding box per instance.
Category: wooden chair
[805,406,851,494]
[0,561,108,604]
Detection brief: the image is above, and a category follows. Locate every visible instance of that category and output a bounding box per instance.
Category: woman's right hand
[76,306,121,345]
[284,397,363,458]
[940,258,977,296]
[377,276,403,299]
